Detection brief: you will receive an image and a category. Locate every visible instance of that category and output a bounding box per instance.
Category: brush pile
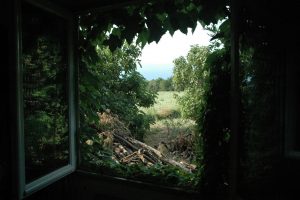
[87,112,196,173]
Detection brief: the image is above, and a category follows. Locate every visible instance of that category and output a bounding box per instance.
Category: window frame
[15,0,77,198]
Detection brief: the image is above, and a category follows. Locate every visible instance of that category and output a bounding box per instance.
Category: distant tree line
[146,77,179,92]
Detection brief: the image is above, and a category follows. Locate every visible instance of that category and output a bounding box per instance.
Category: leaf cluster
[173,45,210,120]
[147,77,174,92]
[78,0,228,52]
[79,42,156,141]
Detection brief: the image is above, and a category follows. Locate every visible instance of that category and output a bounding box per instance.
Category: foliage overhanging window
[18,0,76,196]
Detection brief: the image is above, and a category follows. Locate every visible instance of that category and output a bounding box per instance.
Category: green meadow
[141,91,195,149]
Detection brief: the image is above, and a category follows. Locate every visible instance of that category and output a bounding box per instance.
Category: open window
[16,0,76,198]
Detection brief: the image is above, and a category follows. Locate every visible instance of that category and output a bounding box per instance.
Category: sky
[137,22,212,80]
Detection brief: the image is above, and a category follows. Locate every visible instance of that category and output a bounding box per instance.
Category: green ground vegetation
[141,91,182,120]
[141,91,196,162]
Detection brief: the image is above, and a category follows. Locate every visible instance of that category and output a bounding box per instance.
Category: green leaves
[146,15,164,43]
[103,34,123,52]
[173,45,211,120]
[136,28,150,48]
[80,41,156,140]
[79,0,228,55]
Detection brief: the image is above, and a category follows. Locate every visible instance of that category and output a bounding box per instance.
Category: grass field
[141,91,183,120]
[142,91,196,154]
[151,91,182,111]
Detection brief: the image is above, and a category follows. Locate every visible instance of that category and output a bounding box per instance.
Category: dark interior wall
[24,176,71,200]
[64,172,201,200]
[239,47,285,200]
[24,172,201,200]
[0,0,13,199]
[238,3,300,198]
[281,39,300,200]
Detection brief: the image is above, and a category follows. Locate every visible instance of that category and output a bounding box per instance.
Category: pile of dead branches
[92,112,197,173]
[110,131,196,173]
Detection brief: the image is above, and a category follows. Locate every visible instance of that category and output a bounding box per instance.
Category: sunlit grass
[141,91,196,149]
[141,91,184,119]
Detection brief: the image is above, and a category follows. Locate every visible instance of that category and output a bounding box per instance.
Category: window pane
[22,2,69,183]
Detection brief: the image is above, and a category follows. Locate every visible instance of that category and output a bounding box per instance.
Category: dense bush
[172,24,231,194]
[79,41,156,141]
[173,45,210,120]
[147,77,174,92]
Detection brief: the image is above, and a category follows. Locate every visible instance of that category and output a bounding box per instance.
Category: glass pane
[22,2,69,183]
